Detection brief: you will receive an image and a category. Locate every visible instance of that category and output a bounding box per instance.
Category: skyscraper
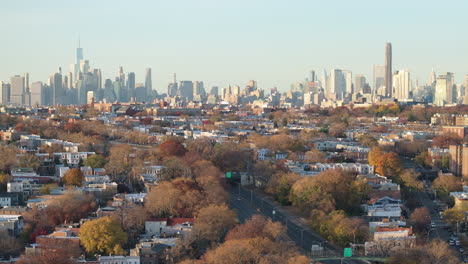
[210,86,219,96]
[10,75,25,105]
[50,71,63,105]
[355,74,366,94]
[76,39,83,64]
[30,81,42,106]
[168,73,178,97]
[373,65,385,94]
[328,69,345,100]
[145,68,152,96]
[429,68,436,86]
[464,75,468,104]
[393,70,411,100]
[309,71,316,82]
[385,43,392,97]
[194,81,205,98]
[179,81,194,100]
[0,82,10,105]
[127,72,136,100]
[434,72,455,106]
[343,70,353,94]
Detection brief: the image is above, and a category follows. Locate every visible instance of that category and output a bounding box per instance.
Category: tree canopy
[79,216,127,256]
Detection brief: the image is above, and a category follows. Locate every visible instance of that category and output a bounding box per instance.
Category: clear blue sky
[1,0,467,93]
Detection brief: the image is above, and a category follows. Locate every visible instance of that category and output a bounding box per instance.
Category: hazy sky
[1,0,467,93]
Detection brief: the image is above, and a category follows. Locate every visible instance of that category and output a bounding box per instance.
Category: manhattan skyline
[1,0,468,92]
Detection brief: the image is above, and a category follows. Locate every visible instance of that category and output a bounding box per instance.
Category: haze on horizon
[1,0,467,93]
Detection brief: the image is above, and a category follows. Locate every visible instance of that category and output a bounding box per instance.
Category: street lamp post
[311,241,327,257]
[272,209,276,221]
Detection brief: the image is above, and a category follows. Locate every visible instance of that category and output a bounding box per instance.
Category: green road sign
[226,172,232,178]
[344,248,352,257]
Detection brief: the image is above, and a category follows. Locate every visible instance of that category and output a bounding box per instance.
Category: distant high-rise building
[373,65,386,93]
[0,82,10,105]
[24,73,29,93]
[113,79,123,102]
[50,72,63,105]
[343,70,353,94]
[320,69,328,90]
[10,75,25,105]
[179,81,194,100]
[393,70,411,100]
[355,74,366,94]
[429,68,436,86]
[145,68,153,95]
[67,72,73,89]
[127,72,136,100]
[76,39,83,64]
[87,91,95,105]
[30,81,42,106]
[168,73,178,97]
[80,60,90,74]
[434,72,455,106]
[95,69,102,90]
[328,69,345,99]
[210,86,219,96]
[464,75,468,104]
[385,42,392,97]
[309,71,316,82]
[194,81,205,98]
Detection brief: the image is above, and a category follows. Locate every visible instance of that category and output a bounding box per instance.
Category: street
[229,183,370,264]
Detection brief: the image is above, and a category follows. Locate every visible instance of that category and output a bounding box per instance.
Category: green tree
[79,216,127,256]
[83,154,107,169]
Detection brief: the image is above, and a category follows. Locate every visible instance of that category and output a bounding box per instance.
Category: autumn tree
[177,214,308,264]
[210,143,253,172]
[146,178,227,218]
[17,153,40,170]
[368,147,402,176]
[84,154,107,168]
[443,208,466,226]
[192,204,237,243]
[387,239,459,264]
[432,132,462,148]
[105,144,133,176]
[79,216,127,256]
[21,191,96,243]
[290,169,369,215]
[16,247,76,264]
[62,168,84,187]
[0,230,22,258]
[310,210,368,247]
[399,169,424,190]
[112,202,146,246]
[225,215,284,241]
[0,146,18,173]
[0,173,12,191]
[432,174,462,195]
[304,149,327,163]
[415,151,431,168]
[266,172,301,205]
[158,140,187,157]
[409,207,430,234]
[357,134,378,147]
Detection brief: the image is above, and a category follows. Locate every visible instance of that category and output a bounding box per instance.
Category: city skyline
[1,0,468,92]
